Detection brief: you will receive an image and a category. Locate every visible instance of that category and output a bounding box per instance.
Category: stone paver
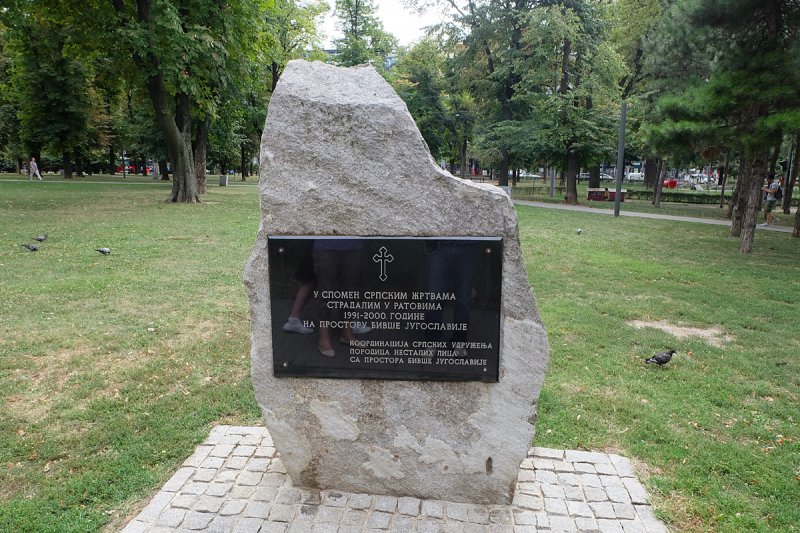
[121,425,669,532]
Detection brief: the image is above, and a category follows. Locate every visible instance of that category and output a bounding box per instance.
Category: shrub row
[512,186,799,206]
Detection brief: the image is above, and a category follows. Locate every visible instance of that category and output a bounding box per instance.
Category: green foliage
[512,3,624,169]
[645,0,800,157]
[2,7,92,160]
[389,39,455,159]
[266,0,329,86]
[333,0,396,67]
[0,22,23,163]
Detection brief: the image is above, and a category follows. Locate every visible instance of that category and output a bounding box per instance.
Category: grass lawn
[518,206,799,532]
[0,177,262,532]
[1,176,798,532]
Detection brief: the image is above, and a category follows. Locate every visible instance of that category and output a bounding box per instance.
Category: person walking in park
[760,174,780,226]
[28,157,43,181]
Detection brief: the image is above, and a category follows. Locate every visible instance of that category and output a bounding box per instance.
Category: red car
[662,178,678,188]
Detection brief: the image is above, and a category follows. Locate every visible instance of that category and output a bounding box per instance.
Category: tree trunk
[588,166,600,188]
[108,144,115,175]
[497,149,509,187]
[727,156,745,220]
[271,61,280,92]
[134,35,196,200]
[240,143,247,181]
[558,37,574,200]
[146,72,198,202]
[731,156,754,236]
[110,0,195,200]
[738,151,769,252]
[653,158,666,208]
[565,148,579,204]
[644,158,658,189]
[75,153,84,177]
[460,137,467,179]
[718,154,729,208]
[768,139,781,176]
[159,160,170,181]
[783,136,798,214]
[194,118,210,194]
[62,151,73,179]
[793,205,800,237]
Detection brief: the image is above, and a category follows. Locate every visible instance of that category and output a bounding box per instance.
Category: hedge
[512,186,800,206]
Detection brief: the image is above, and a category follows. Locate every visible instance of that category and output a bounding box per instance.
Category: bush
[512,185,800,206]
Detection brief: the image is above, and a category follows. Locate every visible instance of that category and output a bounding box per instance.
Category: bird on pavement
[33,234,48,242]
[21,243,39,251]
[645,349,676,366]
[96,247,111,255]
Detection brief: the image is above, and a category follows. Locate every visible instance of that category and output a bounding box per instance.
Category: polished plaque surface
[268,237,502,381]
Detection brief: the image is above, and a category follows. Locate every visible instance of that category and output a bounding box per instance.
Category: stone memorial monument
[244,60,549,505]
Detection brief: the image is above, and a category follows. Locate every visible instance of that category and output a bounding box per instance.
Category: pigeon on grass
[33,234,48,242]
[96,247,111,255]
[645,349,676,366]
[21,243,39,251]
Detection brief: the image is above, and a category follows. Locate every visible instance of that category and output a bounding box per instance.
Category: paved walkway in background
[514,200,794,233]
[122,425,669,533]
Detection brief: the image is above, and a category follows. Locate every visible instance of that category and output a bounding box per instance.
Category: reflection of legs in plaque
[427,241,481,352]
[282,254,316,334]
[313,240,363,358]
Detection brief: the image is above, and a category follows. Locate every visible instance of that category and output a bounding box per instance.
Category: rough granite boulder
[244,60,549,504]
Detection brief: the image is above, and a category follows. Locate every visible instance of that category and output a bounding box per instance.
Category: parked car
[662,178,678,188]
[600,173,616,182]
[519,171,543,180]
[627,172,644,182]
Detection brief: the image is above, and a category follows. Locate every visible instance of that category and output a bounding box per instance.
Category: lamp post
[614,100,628,217]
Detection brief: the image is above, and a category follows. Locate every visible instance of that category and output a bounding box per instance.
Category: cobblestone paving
[122,426,669,532]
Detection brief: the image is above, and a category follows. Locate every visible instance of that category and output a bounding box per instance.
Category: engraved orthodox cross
[372,246,394,281]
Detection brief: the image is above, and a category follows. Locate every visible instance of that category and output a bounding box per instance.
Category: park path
[514,200,794,233]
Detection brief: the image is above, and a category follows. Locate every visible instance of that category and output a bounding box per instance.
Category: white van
[627,172,644,182]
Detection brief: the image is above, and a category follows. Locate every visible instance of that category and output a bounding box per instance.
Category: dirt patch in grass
[655,490,711,533]
[627,320,734,348]
[165,319,222,348]
[4,344,97,421]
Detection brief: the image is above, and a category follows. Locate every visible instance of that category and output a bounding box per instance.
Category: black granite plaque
[268,236,503,382]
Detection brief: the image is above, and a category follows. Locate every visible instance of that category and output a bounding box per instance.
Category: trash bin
[219,175,228,187]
